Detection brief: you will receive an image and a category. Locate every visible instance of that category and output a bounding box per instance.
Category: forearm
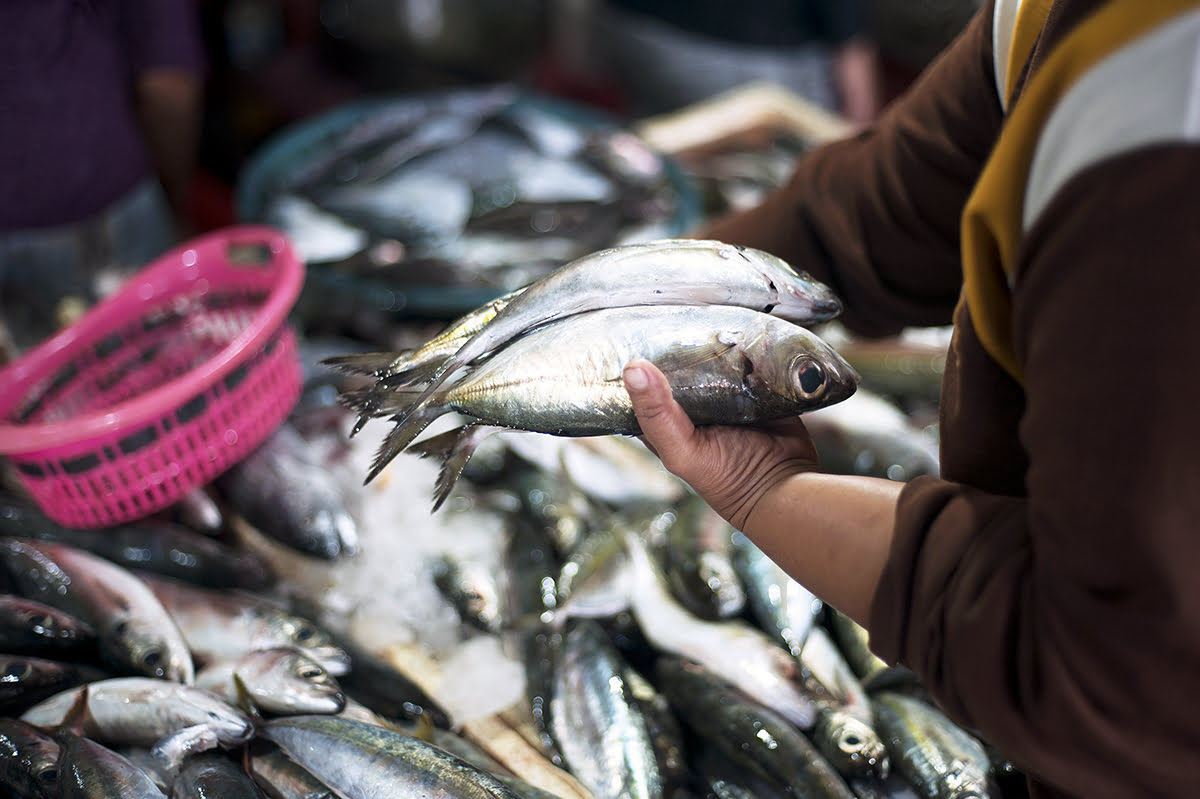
[741,471,901,627]
[831,37,881,127]
[135,68,202,235]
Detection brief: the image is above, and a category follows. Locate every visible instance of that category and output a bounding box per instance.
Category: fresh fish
[812,705,891,782]
[0,538,194,683]
[170,752,263,799]
[432,553,505,635]
[655,655,855,799]
[138,573,351,676]
[0,717,60,799]
[54,726,167,799]
[0,654,108,716]
[21,677,254,752]
[215,422,360,560]
[248,744,339,799]
[871,692,995,799]
[731,530,823,659]
[0,495,273,590]
[549,619,662,799]
[372,303,858,505]
[359,237,846,462]
[169,486,225,537]
[554,523,631,620]
[624,529,821,728]
[827,608,892,687]
[194,647,346,716]
[0,594,97,659]
[260,714,527,798]
[801,627,874,723]
[620,661,690,796]
[263,193,368,264]
[516,621,567,769]
[659,493,745,621]
[503,510,562,627]
[316,171,473,244]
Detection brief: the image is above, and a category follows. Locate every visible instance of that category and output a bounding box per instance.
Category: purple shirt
[0,1,206,231]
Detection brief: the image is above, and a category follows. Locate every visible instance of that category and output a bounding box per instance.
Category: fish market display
[0,538,194,684]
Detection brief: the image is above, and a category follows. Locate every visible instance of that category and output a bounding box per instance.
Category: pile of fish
[0,447,1028,799]
[324,237,859,509]
[246,85,694,336]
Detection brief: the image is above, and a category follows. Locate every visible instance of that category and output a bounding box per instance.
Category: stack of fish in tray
[0,239,1022,797]
[324,237,859,510]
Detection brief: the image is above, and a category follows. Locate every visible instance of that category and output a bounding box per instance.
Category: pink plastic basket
[0,225,305,529]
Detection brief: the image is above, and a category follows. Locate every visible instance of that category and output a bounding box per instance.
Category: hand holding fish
[623,357,903,628]
[622,358,820,531]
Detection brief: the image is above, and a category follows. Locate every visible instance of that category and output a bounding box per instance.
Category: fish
[549,619,663,799]
[0,538,194,683]
[248,744,340,798]
[356,237,846,457]
[260,714,528,798]
[372,303,858,506]
[170,752,264,799]
[20,677,254,753]
[812,705,891,782]
[214,422,360,560]
[0,494,274,590]
[0,717,60,799]
[870,692,995,799]
[804,389,940,482]
[0,654,108,716]
[554,523,632,621]
[194,647,347,717]
[54,725,167,799]
[827,608,893,687]
[622,530,820,729]
[658,493,746,621]
[731,530,823,659]
[432,553,506,635]
[0,594,97,659]
[137,573,351,676]
[654,655,856,799]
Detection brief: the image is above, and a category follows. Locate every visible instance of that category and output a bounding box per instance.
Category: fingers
[623,359,696,467]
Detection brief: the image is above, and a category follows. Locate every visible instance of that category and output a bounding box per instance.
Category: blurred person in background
[623,0,1200,796]
[0,0,206,356]
[586,0,882,126]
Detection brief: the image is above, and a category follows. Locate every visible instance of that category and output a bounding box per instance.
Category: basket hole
[227,242,274,269]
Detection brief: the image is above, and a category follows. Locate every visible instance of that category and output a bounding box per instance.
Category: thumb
[623,359,696,459]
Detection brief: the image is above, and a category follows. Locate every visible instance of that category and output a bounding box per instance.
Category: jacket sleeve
[701,4,1002,337]
[872,146,1200,795]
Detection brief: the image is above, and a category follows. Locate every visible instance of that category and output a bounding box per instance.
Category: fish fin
[59,684,91,736]
[364,407,450,485]
[378,355,447,388]
[232,672,264,720]
[409,711,437,743]
[407,423,505,511]
[340,384,425,437]
[649,337,740,375]
[320,351,409,378]
[151,725,220,776]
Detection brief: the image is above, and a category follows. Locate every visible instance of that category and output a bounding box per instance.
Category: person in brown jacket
[623,1,1200,796]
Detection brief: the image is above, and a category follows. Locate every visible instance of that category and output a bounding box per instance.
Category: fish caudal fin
[365,406,451,485]
[320,351,409,378]
[406,424,506,511]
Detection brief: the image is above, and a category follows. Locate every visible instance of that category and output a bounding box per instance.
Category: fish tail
[320,351,409,378]
[406,424,505,511]
[365,406,450,484]
[378,355,446,388]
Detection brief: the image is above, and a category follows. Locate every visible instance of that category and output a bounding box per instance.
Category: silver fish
[138,574,351,676]
[0,538,194,683]
[0,717,60,799]
[54,727,167,799]
[20,678,254,752]
[261,714,528,798]
[623,531,819,729]
[248,745,339,799]
[170,752,264,799]
[655,655,855,799]
[871,692,995,799]
[432,553,505,635]
[194,647,346,716]
[375,303,858,506]
[357,237,846,466]
[0,594,96,659]
[215,422,360,560]
[549,619,663,799]
[659,493,746,621]
[731,530,823,659]
[0,654,107,716]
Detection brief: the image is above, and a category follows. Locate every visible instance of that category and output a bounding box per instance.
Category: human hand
[622,358,822,530]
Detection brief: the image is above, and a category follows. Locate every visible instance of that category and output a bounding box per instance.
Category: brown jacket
[703,1,1200,796]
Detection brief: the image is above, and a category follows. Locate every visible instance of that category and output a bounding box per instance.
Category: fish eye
[1,661,31,681]
[142,649,164,669]
[294,626,316,642]
[840,733,863,751]
[791,356,827,399]
[298,665,325,680]
[37,767,57,784]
